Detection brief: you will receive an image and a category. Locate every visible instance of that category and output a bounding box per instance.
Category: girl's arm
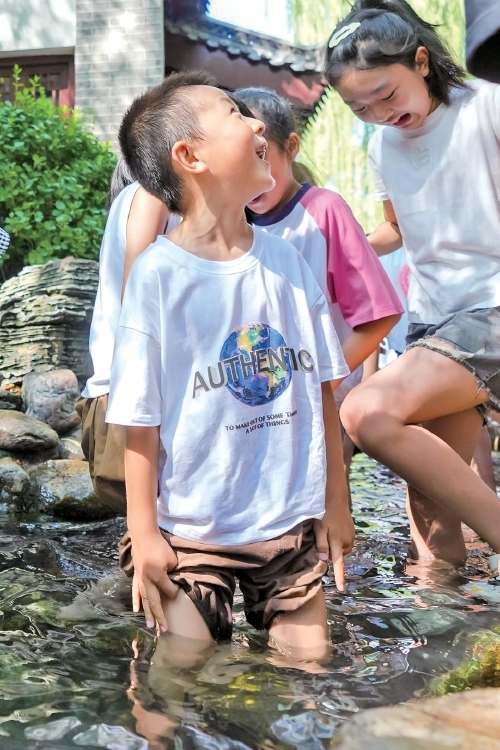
[314,381,355,592]
[342,314,401,374]
[125,425,179,631]
[368,199,403,256]
[122,188,170,298]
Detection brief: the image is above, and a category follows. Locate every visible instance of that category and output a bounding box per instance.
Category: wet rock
[58,437,84,461]
[0,257,98,389]
[272,712,335,745]
[25,717,83,741]
[0,457,31,505]
[0,386,22,411]
[22,369,81,435]
[66,422,82,442]
[330,687,500,749]
[27,459,112,519]
[72,724,148,749]
[349,607,466,639]
[0,410,59,453]
[16,444,63,472]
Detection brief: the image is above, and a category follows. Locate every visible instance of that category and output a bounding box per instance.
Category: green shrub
[0,66,116,277]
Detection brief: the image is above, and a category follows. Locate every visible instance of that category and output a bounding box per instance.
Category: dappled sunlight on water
[0,454,498,749]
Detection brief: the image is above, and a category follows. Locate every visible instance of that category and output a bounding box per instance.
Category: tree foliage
[288,0,465,231]
[0,66,116,277]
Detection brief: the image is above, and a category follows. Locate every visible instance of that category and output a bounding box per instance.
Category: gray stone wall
[75,0,164,147]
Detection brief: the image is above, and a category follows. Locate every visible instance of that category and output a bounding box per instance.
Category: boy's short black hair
[118,70,217,213]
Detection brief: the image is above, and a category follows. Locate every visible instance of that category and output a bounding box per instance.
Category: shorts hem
[406,338,499,416]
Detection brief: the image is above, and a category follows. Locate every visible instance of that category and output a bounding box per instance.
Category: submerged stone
[431,627,500,694]
[73,724,148,749]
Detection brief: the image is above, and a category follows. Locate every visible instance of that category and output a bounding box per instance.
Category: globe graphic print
[220,323,292,406]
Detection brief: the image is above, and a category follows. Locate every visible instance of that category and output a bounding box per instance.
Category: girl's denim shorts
[406,305,500,415]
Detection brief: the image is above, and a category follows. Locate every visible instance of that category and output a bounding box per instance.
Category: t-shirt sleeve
[485,80,500,139]
[106,254,163,426]
[320,193,403,329]
[309,291,350,383]
[368,132,389,202]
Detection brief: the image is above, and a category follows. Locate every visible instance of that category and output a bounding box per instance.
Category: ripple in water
[0,454,497,748]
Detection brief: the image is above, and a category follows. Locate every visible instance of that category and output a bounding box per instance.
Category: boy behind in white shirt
[107,71,354,659]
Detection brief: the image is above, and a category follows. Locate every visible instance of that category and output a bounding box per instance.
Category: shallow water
[0,454,499,750]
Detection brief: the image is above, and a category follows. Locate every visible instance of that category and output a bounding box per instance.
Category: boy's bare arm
[125,425,179,631]
[314,381,355,592]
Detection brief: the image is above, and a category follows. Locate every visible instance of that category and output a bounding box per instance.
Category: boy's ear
[286,133,301,161]
[171,140,209,175]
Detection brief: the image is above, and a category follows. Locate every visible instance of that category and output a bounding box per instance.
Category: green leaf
[0,66,117,275]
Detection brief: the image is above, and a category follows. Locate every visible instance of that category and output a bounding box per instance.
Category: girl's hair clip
[328,22,361,48]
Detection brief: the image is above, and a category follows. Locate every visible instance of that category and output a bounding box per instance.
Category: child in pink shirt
[236,88,403,409]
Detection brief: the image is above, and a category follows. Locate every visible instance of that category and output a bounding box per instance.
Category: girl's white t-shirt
[82,182,179,398]
[106,228,349,545]
[369,80,500,324]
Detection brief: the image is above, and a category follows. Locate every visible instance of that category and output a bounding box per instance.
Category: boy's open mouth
[256,142,268,160]
[393,113,411,127]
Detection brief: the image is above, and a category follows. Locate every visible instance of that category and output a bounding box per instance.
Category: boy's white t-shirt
[369,80,500,324]
[106,228,349,545]
[82,182,180,398]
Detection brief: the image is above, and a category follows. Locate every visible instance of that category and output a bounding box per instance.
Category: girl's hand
[314,505,355,593]
[131,531,179,631]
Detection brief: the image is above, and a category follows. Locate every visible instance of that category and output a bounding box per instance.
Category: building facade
[0,0,325,146]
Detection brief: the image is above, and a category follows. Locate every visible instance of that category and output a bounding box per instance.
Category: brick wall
[75,0,164,147]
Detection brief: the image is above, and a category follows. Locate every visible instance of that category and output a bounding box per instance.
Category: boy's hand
[314,504,355,593]
[131,531,179,631]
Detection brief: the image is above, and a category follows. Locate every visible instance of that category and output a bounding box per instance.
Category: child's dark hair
[118,70,217,213]
[235,87,296,153]
[235,87,319,188]
[325,0,468,105]
[106,157,135,212]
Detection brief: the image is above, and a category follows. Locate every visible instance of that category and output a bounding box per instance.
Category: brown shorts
[119,520,326,642]
[76,395,127,514]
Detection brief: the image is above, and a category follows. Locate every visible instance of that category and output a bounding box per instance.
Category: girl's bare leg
[406,408,482,565]
[471,425,497,492]
[340,342,500,555]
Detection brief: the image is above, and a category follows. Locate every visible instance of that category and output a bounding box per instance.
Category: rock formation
[0,257,98,388]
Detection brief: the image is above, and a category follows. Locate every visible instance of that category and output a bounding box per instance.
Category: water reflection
[0,454,498,748]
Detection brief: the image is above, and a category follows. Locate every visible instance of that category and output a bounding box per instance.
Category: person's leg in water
[406,407,482,564]
[268,588,329,663]
[471,423,497,492]
[340,340,500,563]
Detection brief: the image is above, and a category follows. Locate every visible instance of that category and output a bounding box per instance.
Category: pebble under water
[0,453,499,750]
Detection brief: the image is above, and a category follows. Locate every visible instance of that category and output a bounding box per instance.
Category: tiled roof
[164,14,325,73]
